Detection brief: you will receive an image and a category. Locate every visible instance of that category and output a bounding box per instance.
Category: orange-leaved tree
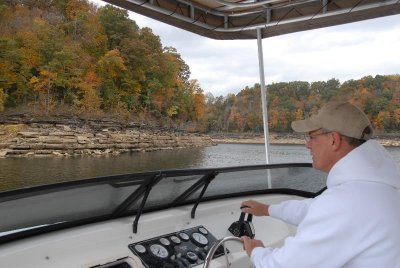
[29,69,57,114]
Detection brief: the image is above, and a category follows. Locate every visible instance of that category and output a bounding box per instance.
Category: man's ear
[331,131,342,151]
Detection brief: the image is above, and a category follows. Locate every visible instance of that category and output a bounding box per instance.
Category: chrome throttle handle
[203,236,243,268]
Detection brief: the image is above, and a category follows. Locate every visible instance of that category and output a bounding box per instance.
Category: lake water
[1,144,400,192]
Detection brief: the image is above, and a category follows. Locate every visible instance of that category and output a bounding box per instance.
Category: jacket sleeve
[268,198,313,226]
[251,192,353,268]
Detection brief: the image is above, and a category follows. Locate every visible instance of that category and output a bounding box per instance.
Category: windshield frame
[0,163,326,245]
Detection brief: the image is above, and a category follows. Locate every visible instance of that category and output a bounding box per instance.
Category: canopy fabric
[102,0,400,39]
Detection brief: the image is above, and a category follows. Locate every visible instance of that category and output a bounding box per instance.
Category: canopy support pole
[257,28,270,165]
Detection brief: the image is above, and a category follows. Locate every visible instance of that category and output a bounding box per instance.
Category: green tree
[95,49,128,111]
[98,5,138,50]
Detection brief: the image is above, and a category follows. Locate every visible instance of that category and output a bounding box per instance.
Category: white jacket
[251,140,400,268]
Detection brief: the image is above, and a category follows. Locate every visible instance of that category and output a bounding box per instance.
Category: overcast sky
[92,1,400,97]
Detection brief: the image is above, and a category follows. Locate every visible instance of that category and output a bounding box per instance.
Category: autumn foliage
[0,1,399,134]
[0,0,204,127]
[204,76,400,133]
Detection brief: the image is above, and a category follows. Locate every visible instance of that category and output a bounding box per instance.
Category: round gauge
[159,237,171,246]
[150,244,169,258]
[198,227,208,235]
[191,232,209,246]
[186,251,198,263]
[134,244,146,254]
[170,235,181,244]
[178,232,189,241]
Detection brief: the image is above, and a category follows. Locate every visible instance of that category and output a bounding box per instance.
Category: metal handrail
[203,236,244,268]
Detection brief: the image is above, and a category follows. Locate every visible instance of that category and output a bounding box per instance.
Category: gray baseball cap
[291,101,373,140]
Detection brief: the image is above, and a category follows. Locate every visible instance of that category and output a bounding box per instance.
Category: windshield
[0,163,326,244]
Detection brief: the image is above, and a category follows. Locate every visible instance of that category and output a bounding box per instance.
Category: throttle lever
[228,205,255,238]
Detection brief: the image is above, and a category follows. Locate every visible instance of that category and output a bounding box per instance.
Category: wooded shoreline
[210,133,400,147]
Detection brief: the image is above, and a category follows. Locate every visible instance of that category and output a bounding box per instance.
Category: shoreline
[211,137,303,145]
[1,120,400,158]
[211,136,400,147]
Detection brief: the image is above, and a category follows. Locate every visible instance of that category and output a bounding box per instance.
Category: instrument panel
[129,226,225,268]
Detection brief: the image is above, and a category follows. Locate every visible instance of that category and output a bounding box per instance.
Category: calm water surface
[1,144,400,192]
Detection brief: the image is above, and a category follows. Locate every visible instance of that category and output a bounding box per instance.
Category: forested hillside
[1,1,399,134]
[204,76,400,133]
[0,0,205,127]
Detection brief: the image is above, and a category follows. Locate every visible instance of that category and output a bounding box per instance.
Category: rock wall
[0,123,215,157]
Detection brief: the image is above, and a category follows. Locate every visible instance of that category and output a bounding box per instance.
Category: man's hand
[242,236,264,256]
[241,200,269,216]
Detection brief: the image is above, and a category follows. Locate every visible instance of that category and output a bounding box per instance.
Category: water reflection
[0,148,206,192]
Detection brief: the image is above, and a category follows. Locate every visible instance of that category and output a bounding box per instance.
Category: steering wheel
[203,236,243,268]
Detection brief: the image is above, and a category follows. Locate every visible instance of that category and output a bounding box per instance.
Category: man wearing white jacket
[241,101,400,267]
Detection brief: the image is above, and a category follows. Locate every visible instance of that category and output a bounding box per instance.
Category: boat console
[128,226,224,268]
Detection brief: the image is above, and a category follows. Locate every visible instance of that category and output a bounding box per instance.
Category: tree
[311,78,340,101]
[48,47,84,105]
[98,5,138,50]
[0,88,7,112]
[373,111,390,131]
[29,69,57,114]
[164,46,190,85]
[78,71,102,117]
[95,48,128,110]
[394,108,400,129]
[192,81,205,121]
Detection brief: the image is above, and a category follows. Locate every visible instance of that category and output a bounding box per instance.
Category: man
[241,101,400,267]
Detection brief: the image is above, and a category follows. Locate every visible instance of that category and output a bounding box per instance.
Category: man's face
[305,129,333,172]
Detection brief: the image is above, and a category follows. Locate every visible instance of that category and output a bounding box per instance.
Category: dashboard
[0,194,301,268]
[128,226,224,268]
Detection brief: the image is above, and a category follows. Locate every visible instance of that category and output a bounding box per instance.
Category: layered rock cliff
[0,120,215,158]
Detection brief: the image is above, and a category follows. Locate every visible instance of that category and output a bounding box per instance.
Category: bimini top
[102,0,400,39]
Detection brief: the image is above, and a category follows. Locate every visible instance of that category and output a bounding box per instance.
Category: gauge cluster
[129,226,224,268]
